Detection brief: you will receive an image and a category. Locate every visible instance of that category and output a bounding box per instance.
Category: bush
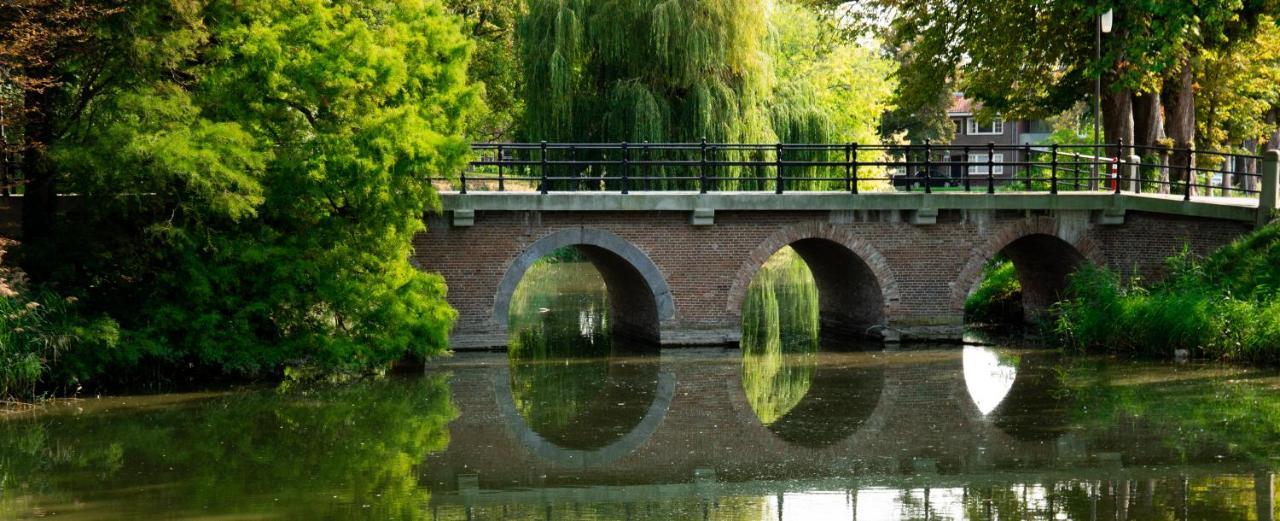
[964,257,1023,325]
[1,240,118,401]
[1054,223,1280,364]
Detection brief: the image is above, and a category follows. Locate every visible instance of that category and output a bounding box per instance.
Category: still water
[3,256,1279,520]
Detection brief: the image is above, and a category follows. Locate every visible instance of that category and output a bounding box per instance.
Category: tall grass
[1054,223,1280,364]
[1,239,118,401]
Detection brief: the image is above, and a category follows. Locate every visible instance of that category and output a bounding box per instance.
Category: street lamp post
[1095,7,1113,155]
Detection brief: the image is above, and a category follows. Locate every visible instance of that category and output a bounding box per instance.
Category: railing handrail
[447,141,1270,202]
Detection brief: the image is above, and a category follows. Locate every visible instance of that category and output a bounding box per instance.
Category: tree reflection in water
[740,247,820,426]
[739,247,885,447]
[0,376,456,520]
[506,255,658,451]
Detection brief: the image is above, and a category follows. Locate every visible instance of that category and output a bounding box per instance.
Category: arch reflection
[963,346,1073,442]
[506,256,662,453]
[962,345,1018,416]
[741,247,885,448]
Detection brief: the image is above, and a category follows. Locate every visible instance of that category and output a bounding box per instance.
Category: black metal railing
[438,142,1265,202]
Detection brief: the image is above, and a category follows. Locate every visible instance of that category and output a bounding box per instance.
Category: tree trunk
[1132,89,1164,152]
[1102,85,1133,159]
[1163,57,1196,196]
[20,85,59,246]
[1241,137,1258,193]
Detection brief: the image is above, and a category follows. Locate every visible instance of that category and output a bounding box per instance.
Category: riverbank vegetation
[963,256,1023,326]
[1055,222,1280,364]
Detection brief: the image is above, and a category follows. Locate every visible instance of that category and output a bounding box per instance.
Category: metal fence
[448,141,1265,202]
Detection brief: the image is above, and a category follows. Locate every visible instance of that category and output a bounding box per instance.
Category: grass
[1053,222,1280,364]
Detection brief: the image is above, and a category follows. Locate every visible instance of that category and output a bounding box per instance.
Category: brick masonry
[412,208,1253,348]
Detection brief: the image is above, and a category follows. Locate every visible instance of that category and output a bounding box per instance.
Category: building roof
[948,93,978,116]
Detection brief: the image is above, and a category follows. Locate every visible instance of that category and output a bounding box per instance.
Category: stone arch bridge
[415,191,1268,348]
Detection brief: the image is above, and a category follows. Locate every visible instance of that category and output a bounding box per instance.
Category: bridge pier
[416,193,1256,349]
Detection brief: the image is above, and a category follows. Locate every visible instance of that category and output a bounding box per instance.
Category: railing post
[923,140,932,194]
[621,141,630,195]
[1258,150,1279,229]
[850,143,859,194]
[642,141,651,191]
[496,144,505,192]
[1114,139,1124,194]
[775,143,784,194]
[987,141,996,194]
[569,144,578,191]
[963,145,971,192]
[1050,143,1059,194]
[1126,155,1141,194]
[540,141,548,195]
[459,159,467,194]
[1184,149,1194,201]
[701,138,709,194]
[1024,144,1032,191]
[844,143,853,193]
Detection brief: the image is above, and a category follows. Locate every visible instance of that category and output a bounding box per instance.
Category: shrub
[1054,222,1280,364]
[1,239,118,401]
[964,257,1023,325]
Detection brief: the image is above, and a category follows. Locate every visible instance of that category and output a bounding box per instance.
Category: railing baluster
[924,140,932,194]
[621,142,630,195]
[497,144,505,192]
[850,143,859,195]
[963,145,971,192]
[844,143,853,193]
[540,141,548,195]
[1024,144,1032,191]
[459,158,467,194]
[643,141,651,192]
[775,143,784,194]
[1050,143,1059,195]
[1185,149,1193,201]
[987,142,996,194]
[701,138,709,194]
[1114,139,1123,195]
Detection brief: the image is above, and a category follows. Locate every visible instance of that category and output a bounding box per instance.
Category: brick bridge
[414,190,1271,348]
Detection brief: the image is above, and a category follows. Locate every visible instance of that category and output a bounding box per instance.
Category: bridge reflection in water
[419,256,1279,520]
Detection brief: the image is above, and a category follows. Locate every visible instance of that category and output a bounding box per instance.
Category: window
[967,117,1004,135]
[969,153,1004,176]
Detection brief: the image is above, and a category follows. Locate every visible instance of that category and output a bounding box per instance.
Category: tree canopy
[2,0,479,389]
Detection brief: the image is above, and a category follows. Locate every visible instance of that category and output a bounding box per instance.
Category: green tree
[873,0,1278,158]
[12,0,478,386]
[445,0,524,141]
[518,0,778,148]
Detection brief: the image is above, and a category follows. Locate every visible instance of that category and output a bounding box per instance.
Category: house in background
[944,94,1053,181]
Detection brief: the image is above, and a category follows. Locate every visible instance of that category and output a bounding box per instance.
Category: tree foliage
[873,0,1280,147]
[4,0,479,386]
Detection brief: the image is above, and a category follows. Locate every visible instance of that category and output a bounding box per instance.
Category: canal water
[3,252,1279,520]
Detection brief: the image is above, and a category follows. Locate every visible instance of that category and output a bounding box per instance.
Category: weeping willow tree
[518,0,847,190]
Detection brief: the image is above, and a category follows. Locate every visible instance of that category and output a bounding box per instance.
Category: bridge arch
[953,219,1104,322]
[494,228,675,342]
[727,222,901,338]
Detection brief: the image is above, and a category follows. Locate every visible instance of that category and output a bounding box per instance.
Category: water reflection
[0,376,455,519]
[8,256,1280,519]
[964,345,1019,415]
[739,247,885,447]
[506,258,659,451]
